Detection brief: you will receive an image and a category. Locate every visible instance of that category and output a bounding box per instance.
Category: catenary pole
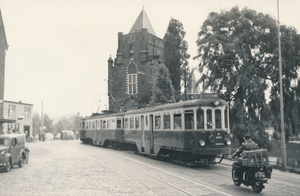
[277,0,287,171]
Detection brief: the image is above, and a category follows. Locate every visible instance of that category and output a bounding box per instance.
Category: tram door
[141,115,145,152]
[150,115,154,154]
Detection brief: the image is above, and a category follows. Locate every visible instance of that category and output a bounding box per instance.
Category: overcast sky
[0,0,299,119]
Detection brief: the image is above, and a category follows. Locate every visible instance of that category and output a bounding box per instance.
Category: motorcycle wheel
[232,168,242,186]
[252,180,264,193]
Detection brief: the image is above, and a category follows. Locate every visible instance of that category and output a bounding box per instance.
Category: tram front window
[207,109,212,129]
[197,109,204,129]
[185,110,194,129]
[215,109,221,129]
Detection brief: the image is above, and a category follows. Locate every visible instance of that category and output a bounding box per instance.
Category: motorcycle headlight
[199,140,205,146]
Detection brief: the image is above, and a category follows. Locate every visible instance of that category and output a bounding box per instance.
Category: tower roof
[0,8,8,50]
[129,8,156,36]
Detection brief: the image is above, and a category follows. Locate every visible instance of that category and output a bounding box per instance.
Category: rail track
[83,143,300,196]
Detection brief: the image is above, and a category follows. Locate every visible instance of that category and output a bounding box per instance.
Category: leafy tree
[32,113,55,135]
[72,112,81,133]
[32,112,41,136]
[269,27,300,140]
[42,114,55,134]
[194,7,300,147]
[150,63,176,105]
[164,18,190,100]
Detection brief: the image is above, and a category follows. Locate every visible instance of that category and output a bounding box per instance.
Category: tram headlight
[213,99,220,106]
[1,150,5,155]
[225,139,231,146]
[199,140,205,146]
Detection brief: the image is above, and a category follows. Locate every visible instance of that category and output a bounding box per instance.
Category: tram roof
[124,97,228,115]
[82,96,228,120]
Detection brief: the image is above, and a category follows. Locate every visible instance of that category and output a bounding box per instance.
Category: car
[0,134,30,172]
[61,130,74,140]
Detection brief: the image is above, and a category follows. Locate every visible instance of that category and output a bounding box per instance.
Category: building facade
[0,8,11,133]
[108,9,165,112]
[2,100,33,136]
[0,9,33,137]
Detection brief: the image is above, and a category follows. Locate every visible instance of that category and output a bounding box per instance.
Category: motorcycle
[231,150,272,193]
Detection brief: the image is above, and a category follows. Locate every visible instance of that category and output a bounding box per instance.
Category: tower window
[128,74,137,94]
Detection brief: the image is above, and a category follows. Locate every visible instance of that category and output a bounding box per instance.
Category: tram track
[80,143,300,196]
[88,148,233,196]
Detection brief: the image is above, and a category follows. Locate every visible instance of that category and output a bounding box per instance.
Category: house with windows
[108,8,165,112]
[1,100,33,137]
[0,8,33,137]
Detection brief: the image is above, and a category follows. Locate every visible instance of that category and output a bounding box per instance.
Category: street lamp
[277,0,287,171]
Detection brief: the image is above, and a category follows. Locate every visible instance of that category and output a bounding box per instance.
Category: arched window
[127,63,137,94]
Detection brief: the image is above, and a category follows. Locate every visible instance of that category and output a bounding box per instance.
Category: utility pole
[277,0,287,171]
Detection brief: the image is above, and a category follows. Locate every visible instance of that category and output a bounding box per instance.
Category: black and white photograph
[0,0,299,195]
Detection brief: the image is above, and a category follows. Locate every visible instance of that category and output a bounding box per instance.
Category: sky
[0,0,299,119]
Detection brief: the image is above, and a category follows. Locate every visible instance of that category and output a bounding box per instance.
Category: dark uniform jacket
[232,139,258,158]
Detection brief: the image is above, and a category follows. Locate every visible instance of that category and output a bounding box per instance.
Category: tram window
[174,114,182,130]
[164,115,170,129]
[130,117,134,129]
[107,120,110,129]
[185,110,194,129]
[225,108,228,128]
[103,121,106,129]
[92,121,95,129]
[155,116,161,130]
[89,122,91,130]
[117,119,122,129]
[145,116,148,127]
[124,118,128,129]
[215,109,221,129]
[135,116,139,129]
[197,109,204,129]
[85,122,88,129]
[207,110,212,129]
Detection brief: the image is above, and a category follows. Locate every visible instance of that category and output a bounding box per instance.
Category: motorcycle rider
[232,134,259,178]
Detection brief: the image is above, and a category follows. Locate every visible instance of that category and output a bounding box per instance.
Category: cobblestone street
[1,140,300,196]
[0,140,156,196]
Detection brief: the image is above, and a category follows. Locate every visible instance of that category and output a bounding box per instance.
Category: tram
[79,93,231,166]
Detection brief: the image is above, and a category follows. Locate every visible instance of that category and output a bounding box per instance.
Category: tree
[32,113,41,136]
[150,63,176,105]
[164,18,190,100]
[194,7,300,147]
[32,113,55,135]
[72,112,81,133]
[269,28,300,140]
[43,114,55,134]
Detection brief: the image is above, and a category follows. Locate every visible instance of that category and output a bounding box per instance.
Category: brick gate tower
[108,8,165,112]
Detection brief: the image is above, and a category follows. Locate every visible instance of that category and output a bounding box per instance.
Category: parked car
[0,134,29,172]
[61,130,74,140]
[55,133,61,140]
[44,133,54,141]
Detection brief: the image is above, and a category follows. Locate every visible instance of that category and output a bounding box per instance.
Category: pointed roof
[0,8,8,50]
[129,8,156,36]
